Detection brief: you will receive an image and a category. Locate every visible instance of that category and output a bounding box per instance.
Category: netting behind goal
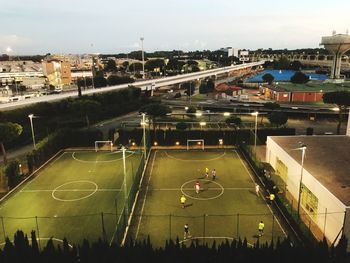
[94,141,113,152]
[187,139,205,150]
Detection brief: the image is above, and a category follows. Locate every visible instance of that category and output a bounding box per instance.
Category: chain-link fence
[133,212,285,247]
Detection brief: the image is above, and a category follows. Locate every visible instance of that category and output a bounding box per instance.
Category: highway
[0,61,264,111]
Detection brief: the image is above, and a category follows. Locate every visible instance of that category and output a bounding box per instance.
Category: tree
[262,73,274,85]
[290,60,302,71]
[199,82,208,94]
[107,75,134,86]
[264,102,280,111]
[166,59,185,72]
[129,62,143,72]
[206,79,215,92]
[71,99,101,127]
[104,59,117,72]
[191,65,200,72]
[93,76,107,88]
[4,160,20,188]
[176,122,188,130]
[145,59,165,72]
[268,112,288,127]
[183,82,196,97]
[186,106,196,118]
[323,91,350,134]
[139,103,171,130]
[0,122,23,164]
[290,71,309,84]
[225,116,241,127]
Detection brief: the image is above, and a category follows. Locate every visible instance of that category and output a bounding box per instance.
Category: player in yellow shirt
[205,167,209,178]
[258,221,265,237]
[180,195,187,208]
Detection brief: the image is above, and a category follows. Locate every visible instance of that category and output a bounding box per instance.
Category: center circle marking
[180,179,224,200]
[52,180,98,202]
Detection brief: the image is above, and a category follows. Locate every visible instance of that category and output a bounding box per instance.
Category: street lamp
[121,146,128,216]
[28,114,36,149]
[251,111,259,152]
[140,37,145,79]
[297,144,307,217]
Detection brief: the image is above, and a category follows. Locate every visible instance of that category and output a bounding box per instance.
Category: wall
[266,137,346,246]
[291,92,324,102]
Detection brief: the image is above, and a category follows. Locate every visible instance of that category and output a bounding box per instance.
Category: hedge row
[116,128,296,146]
[26,128,102,173]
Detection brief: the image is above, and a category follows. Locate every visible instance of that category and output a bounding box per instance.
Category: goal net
[95,141,113,152]
[187,139,205,150]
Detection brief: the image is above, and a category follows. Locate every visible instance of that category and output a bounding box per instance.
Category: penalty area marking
[164,151,226,162]
[71,151,135,163]
[0,237,73,248]
[181,179,224,201]
[52,180,98,202]
[179,236,254,247]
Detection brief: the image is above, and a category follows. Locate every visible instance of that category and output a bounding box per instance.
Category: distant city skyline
[1,0,349,55]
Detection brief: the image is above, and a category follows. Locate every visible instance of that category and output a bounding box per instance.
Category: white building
[266,135,350,250]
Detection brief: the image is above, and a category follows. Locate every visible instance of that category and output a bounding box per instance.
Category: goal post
[187,139,205,150]
[95,141,113,152]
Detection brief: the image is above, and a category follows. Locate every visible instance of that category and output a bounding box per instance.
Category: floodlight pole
[140,37,145,79]
[251,111,259,152]
[141,113,147,159]
[297,145,307,218]
[28,114,36,149]
[122,146,128,216]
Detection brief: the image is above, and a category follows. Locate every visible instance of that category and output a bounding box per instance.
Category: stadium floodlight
[175,141,180,146]
[28,114,37,149]
[154,142,158,146]
[251,111,259,152]
[195,112,202,117]
[219,139,223,145]
[185,106,189,110]
[223,112,230,116]
[140,37,145,79]
[331,107,340,112]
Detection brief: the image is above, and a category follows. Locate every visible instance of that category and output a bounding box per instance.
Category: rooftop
[270,81,350,92]
[269,135,350,206]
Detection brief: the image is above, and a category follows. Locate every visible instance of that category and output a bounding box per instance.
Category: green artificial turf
[130,150,286,247]
[0,150,142,246]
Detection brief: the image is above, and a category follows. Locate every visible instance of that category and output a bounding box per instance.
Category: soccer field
[128,150,286,247]
[0,150,143,247]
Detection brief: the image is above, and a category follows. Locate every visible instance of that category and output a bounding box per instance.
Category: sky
[1,0,349,55]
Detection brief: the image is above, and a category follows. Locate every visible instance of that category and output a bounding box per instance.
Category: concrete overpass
[0,61,264,111]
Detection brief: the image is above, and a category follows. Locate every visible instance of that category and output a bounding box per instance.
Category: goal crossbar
[187,139,205,150]
[95,141,113,152]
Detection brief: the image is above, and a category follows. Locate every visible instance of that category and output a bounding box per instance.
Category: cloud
[0,34,32,52]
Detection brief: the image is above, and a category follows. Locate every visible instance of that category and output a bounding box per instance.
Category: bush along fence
[115,127,296,147]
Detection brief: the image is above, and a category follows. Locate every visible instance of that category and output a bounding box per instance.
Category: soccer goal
[95,141,113,152]
[187,139,205,150]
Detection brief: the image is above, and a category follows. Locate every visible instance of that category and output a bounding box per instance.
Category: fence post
[236,213,240,238]
[101,212,107,242]
[35,216,41,250]
[169,214,172,241]
[323,208,328,239]
[115,198,118,224]
[203,214,206,244]
[1,217,6,242]
[272,215,275,241]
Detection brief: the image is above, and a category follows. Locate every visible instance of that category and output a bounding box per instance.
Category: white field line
[20,188,121,193]
[134,151,157,240]
[236,150,287,237]
[148,187,253,191]
[0,150,66,204]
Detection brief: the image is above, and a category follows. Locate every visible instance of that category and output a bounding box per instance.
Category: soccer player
[258,221,265,237]
[211,169,216,180]
[195,181,201,194]
[205,167,209,178]
[184,223,190,239]
[180,195,187,209]
[255,184,260,196]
